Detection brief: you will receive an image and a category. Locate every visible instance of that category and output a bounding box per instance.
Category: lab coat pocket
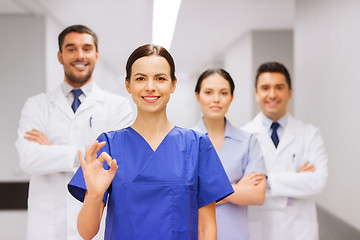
[90,118,111,139]
[293,155,309,172]
[294,221,318,240]
[171,189,197,235]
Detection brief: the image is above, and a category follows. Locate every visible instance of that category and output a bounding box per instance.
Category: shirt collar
[224,119,239,140]
[195,117,208,135]
[260,112,288,130]
[61,81,94,97]
[196,117,240,140]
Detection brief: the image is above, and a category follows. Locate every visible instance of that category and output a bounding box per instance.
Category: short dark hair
[125,44,176,81]
[58,25,98,52]
[255,62,291,89]
[195,68,235,95]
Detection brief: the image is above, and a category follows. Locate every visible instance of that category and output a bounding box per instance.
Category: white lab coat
[15,83,134,240]
[242,113,328,240]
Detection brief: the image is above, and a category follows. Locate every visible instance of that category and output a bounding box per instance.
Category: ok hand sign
[79,141,118,199]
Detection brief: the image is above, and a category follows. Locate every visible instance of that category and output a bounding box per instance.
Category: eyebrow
[154,73,168,77]
[203,87,229,91]
[133,73,168,77]
[134,73,146,77]
[260,83,286,87]
[64,44,75,49]
[64,43,94,49]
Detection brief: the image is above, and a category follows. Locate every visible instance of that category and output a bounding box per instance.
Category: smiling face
[255,72,292,121]
[196,73,233,120]
[57,32,99,88]
[125,55,176,115]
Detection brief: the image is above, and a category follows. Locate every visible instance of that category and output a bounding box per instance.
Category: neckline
[128,126,177,152]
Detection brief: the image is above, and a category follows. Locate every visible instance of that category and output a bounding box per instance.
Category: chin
[207,113,225,120]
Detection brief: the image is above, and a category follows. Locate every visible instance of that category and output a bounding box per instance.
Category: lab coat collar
[260,112,288,135]
[48,83,106,119]
[250,112,300,153]
[48,85,74,119]
[76,83,106,113]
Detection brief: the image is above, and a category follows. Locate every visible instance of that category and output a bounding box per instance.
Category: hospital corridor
[1,0,360,239]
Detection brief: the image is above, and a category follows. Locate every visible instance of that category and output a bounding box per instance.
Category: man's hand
[24,129,51,145]
[299,161,316,172]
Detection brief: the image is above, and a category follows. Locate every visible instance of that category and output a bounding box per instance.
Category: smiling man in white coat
[15,25,133,240]
[243,62,328,240]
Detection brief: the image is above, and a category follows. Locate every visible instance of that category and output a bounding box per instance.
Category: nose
[213,93,220,103]
[269,88,276,98]
[76,49,85,59]
[145,79,156,92]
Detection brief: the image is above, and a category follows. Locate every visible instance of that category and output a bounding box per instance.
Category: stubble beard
[65,69,93,85]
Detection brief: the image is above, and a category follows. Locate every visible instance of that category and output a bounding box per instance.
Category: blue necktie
[271,122,280,148]
[71,89,83,113]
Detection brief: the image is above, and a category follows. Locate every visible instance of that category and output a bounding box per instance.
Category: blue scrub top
[68,126,233,240]
[193,119,266,240]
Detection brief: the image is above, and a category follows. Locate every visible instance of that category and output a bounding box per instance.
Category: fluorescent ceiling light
[152,0,181,50]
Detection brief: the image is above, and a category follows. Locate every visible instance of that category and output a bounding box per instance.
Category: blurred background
[0,0,359,239]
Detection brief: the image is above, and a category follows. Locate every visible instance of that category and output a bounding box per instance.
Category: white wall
[0,14,47,240]
[223,33,253,128]
[0,15,46,182]
[295,0,360,230]
[167,72,200,128]
[45,17,63,92]
[0,211,27,240]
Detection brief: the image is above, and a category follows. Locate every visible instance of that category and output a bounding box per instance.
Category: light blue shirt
[61,81,94,107]
[260,112,288,140]
[193,118,266,240]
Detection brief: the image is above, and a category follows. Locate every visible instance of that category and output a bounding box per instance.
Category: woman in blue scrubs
[68,45,233,240]
[192,69,267,240]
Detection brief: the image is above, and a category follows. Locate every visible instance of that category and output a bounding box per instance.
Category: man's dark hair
[58,25,98,52]
[255,62,291,89]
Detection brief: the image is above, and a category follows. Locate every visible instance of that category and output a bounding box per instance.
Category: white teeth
[74,64,86,67]
[144,97,158,100]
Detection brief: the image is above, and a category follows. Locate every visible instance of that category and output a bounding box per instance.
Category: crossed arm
[218,172,266,206]
[268,129,328,199]
[218,160,315,206]
[24,129,51,145]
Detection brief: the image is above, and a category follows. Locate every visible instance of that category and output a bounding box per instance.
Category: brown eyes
[134,77,167,81]
[65,47,92,52]
[260,86,285,90]
[203,91,229,95]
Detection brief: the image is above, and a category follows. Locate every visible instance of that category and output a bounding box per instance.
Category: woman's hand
[237,172,266,186]
[219,172,266,206]
[79,141,118,199]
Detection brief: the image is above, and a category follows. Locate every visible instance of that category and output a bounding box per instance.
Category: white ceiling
[0,0,294,76]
